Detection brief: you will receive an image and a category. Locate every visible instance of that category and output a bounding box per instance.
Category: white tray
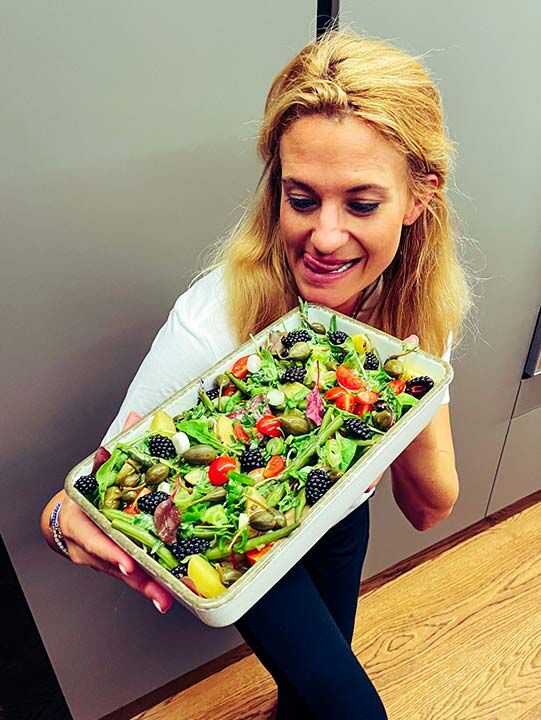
[65,304,452,627]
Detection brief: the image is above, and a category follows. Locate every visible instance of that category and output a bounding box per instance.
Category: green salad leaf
[175,419,224,451]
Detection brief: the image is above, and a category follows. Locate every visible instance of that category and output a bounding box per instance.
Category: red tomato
[208,456,237,486]
[256,415,282,437]
[233,422,250,444]
[335,392,356,413]
[356,390,380,405]
[354,402,373,417]
[388,379,406,395]
[336,365,366,392]
[231,355,250,379]
[222,385,237,397]
[325,386,349,402]
[246,544,274,565]
[263,455,286,478]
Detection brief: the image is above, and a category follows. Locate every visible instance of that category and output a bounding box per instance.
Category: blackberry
[240,447,265,473]
[148,434,176,459]
[363,351,379,370]
[205,388,220,400]
[328,330,349,345]
[74,473,98,497]
[343,418,373,440]
[305,468,333,505]
[281,365,306,384]
[283,329,311,349]
[171,564,188,578]
[170,537,211,560]
[405,376,434,399]
[136,491,170,515]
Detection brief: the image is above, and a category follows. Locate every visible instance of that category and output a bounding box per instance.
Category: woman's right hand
[41,491,174,614]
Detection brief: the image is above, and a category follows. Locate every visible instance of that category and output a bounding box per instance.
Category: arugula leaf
[132,513,157,533]
[176,419,224,451]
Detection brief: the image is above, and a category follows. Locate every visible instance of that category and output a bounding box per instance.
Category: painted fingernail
[118,564,130,576]
[153,599,167,614]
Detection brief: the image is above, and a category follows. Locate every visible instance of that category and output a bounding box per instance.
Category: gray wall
[1,3,315,718]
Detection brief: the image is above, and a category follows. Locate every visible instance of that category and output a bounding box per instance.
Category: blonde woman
[42,29,470,719]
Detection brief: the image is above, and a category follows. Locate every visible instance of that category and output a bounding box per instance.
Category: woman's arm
[390,404,459,531]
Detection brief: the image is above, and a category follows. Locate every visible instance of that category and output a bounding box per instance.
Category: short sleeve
[440,331,453,405]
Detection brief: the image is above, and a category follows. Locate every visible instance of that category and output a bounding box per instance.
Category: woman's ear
[402,174,439,226]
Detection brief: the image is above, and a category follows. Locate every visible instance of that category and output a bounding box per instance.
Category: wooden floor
[115,491,541,720]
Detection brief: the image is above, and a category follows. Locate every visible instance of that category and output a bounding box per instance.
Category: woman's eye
[286,197,379,215]
[350,202,379,214]
[287,197,315,211]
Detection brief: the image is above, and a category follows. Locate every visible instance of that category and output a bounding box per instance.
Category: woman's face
[279,114,430,316]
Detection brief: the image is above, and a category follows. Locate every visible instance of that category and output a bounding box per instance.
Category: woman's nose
[310,203,349,254]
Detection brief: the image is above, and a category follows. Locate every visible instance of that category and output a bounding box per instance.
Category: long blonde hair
[195,29,472,356]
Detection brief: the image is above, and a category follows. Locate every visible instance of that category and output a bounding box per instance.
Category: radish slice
[267,389,285,406]
[246,354,262,373]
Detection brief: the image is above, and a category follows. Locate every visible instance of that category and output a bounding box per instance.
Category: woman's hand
[41,410,174,614]
[57,493,174,613]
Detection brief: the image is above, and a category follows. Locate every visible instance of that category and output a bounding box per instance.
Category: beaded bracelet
[50,500,70,558]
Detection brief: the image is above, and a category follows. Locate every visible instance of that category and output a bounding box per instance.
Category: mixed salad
[72,301,435,599]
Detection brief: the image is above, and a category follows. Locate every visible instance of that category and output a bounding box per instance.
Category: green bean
[225,371,250,395]
[294,489,306,522]
[205,522,301,561]
[101,508,135,523]
[198,389,216,413]
[282,414,344,477]
[110,519,177,570]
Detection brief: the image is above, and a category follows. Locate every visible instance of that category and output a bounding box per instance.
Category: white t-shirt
[102,264,451,445]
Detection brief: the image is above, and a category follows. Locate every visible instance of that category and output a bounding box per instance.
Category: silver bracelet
[50,500,70,558]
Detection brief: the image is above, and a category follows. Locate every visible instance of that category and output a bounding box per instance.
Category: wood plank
[106,491,541,720]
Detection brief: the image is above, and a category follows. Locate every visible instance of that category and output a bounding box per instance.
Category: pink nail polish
[118,564,130,576]
[153,599,167,614]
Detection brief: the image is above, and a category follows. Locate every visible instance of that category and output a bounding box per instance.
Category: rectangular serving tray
[65,304,453,627]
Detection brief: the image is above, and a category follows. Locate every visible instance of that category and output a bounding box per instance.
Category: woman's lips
[303,253,360,273]
[300,254,363,285]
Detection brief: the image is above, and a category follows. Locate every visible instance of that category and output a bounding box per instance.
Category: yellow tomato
[352,333,372,354]
[188,556,227,598]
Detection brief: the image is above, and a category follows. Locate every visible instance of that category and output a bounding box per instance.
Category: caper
[145,463,170,485]
[373,410,395,431]
[181,444,218,465]
[383,359,404,378]
[308,321,327,335]
[115,461,138,485]
[280,414,311,436]
[287,341,312,361]
[204,486,227,502]
[215,373,231,389]
[266,437,285,455]
[103,486,122,509]
[218,564,245,586]
[269,508,286,528]
[249,510,277,532]
[121,488,139,503]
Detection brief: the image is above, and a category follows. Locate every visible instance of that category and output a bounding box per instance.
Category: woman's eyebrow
[282,177,390,197]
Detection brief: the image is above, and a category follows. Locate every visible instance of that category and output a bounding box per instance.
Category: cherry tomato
[336,365,366,392]
[256,415,282,437]
[231,355,250,379]
[388,379,406,395]
[246,544,274,565]
[222,385,237,397]
[208,456,237,486]
[263,455,286,478]
[233,422,250,444]
[356,390,380,405]
[354,402,373,417]
[325,386,349,402]
[335,392,357,413]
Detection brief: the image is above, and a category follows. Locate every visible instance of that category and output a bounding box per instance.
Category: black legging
[235,499,388,719]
